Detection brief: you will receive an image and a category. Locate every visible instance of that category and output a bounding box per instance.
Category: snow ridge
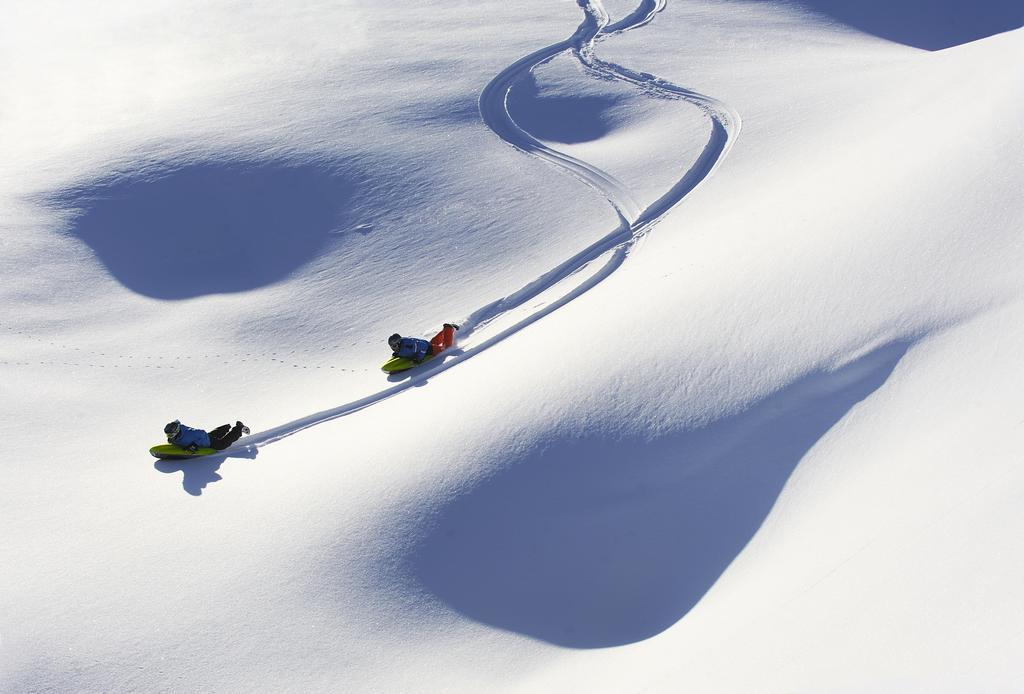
[246,0,739,449]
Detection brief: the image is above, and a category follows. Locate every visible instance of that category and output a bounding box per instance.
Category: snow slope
[2,0,1023,691]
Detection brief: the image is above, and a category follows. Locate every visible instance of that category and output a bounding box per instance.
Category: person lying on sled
[387,323,459,364]
[164,419,250,453]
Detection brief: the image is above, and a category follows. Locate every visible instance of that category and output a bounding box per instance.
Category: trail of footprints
[0,325,375,373]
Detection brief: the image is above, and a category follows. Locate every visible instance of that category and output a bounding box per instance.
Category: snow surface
[2,0,1023,691]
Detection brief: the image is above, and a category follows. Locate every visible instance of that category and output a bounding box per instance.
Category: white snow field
[2,0,1023,690]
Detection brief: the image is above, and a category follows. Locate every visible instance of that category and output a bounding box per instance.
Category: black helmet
[388,333,402,350]
[164,420,181,437]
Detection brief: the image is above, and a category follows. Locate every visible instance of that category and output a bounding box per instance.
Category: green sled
[150,443,220,460]
[381,353,438,373]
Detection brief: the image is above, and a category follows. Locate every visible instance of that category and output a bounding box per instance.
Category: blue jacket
[170,423,211,449]
[395,337,430,362]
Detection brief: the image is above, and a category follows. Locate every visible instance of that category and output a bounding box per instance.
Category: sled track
[476,3,642,225]
[247,0,740,448]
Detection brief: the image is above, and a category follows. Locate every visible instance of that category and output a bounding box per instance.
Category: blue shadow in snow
[409,340,911,648]
[782,0,1023,50]
[507,74,625,144]
[49,160,361,299]
[154,444,259,496]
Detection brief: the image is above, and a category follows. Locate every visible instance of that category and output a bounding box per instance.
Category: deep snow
[2,0,1023,691]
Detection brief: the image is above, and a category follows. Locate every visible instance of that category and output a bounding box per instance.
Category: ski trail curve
[459,0,740,339]
[243,0,739,450]
[604,0,665,34]
[577,0,740,230]
[478,7,642,224]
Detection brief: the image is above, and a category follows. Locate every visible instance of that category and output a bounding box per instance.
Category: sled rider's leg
[209,424,231,439]
[430,330,445,354]
[430,324,457,354]
[207,424,232,449]
[441,323,456,349]
[215,422,246,449]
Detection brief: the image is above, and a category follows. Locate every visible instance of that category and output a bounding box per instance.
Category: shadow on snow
[153,445,259,496]
[48,159,362,299]
[507,73,626,145]
[408,340,911,648]
[778,0,1023,50]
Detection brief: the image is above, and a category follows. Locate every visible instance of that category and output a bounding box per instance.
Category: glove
[186,442,199,453]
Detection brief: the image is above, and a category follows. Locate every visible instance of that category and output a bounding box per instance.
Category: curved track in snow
[477,5,642,224]
[246,0,740,449]
[577,0,740,229]
[459,0,740,340]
